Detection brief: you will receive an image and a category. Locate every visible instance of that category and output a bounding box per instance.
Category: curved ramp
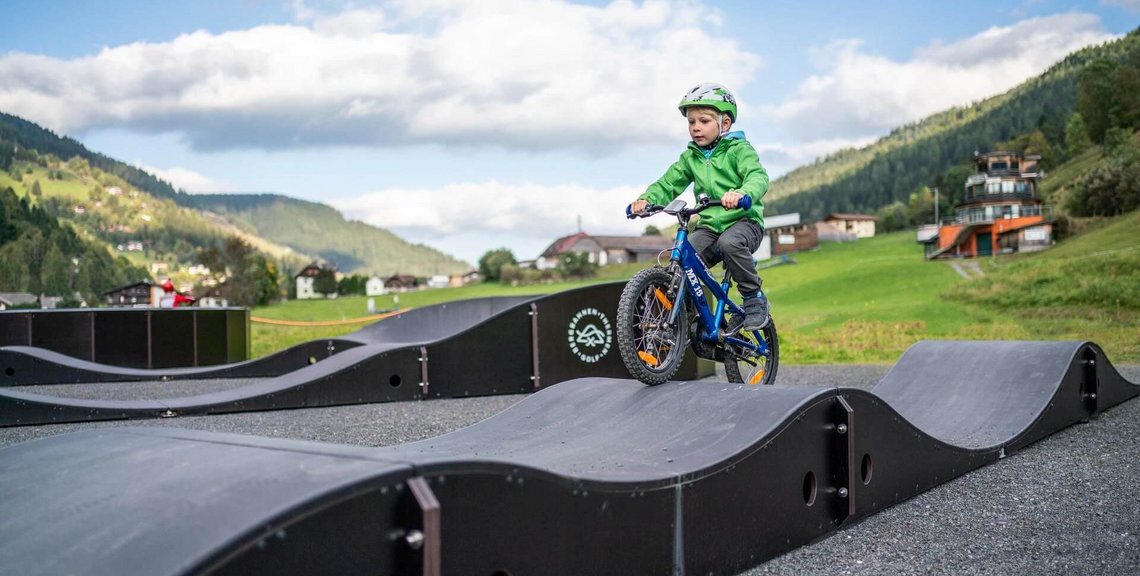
[0,340,1134,575]
[0,295,539,386]
[0,283,710,427]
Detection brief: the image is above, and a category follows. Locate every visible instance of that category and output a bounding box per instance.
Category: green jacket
[639,131,769,232]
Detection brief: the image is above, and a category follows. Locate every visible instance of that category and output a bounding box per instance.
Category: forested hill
[766,26,1140,220]
[185,194,470,276]
[0,113,472,277]
[0,112,183,202]
[0,186,148,304]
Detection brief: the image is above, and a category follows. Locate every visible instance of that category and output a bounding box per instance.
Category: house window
[987,182,1001,194]
[1001,181,1014,193]
[990,161,1008,171]
[1011,161,1020,171]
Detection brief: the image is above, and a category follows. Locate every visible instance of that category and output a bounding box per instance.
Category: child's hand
[722,190,744,208]
[630,199,650,214]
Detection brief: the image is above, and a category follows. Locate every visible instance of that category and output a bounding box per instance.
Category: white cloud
[138,164,234,193]
[1101,0,1140,12]
[0,0,759,153]
[767,13,1117,143]
[754,136,877,179]
[332,180,655,261]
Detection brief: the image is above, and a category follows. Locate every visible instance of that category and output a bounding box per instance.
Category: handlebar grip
[625,204,634,219]
[738,195,752,211]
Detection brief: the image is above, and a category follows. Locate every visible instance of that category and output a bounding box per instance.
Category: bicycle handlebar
[626,195,752,219]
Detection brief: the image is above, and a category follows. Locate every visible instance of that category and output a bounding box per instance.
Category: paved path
[948,260,985,279]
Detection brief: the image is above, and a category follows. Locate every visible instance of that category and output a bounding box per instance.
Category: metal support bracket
[407,477,441,576]
[419,346,430,398]
[530,303,541,389]
[1081,348,1099,416]
[834,395,855,525]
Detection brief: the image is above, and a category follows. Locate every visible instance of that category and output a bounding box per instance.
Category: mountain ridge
[0,114,471,278]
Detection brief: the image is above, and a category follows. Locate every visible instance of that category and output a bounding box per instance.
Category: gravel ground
[11,377,265,400]
[1,364,1136,576]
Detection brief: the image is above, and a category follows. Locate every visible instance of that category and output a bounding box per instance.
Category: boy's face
[686,108,729,147]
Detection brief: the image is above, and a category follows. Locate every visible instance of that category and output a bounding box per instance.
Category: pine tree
[1064,113,1093,159]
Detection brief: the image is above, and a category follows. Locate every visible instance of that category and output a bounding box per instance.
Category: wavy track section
[0,340,1134,575]
[0,283,709,427]
[0,296,539,386]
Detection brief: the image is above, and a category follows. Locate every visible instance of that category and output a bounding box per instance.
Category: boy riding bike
[629,82,770,331]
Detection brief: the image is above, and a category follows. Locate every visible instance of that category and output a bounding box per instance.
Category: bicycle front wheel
[616,267,688,386]
[724,318,779,386]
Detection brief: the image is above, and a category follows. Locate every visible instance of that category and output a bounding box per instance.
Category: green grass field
[250,214,1140,364]
[0,164,91,202]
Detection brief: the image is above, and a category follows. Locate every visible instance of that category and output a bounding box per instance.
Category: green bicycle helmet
[678,82,737,122]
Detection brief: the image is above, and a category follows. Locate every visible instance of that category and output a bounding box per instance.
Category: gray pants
[689,220,765,296]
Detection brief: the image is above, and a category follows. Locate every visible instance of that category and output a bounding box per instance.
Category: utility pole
[934,187,939,225]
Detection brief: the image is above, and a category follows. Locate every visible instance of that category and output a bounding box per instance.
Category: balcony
[965,174,987,187]
[982,168,1034,177]
[961,190,1038,204]
[955,204,1052,225]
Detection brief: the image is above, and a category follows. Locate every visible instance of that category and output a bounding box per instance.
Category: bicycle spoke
[632,284,676,369]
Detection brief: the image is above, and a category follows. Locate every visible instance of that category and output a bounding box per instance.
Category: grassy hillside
[0,112,472,284]
[0,154,310,284]
[250,216,1140,364]
[186,194,471,277]
[950,210,1140,361]
[766,27,1140,219]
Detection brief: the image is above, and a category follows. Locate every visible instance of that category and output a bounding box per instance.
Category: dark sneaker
[741,295,770,331]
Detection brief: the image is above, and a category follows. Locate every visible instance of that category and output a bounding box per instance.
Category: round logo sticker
[567,307,613,363]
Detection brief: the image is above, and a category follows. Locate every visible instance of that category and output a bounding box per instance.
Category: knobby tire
[616,267,688,386]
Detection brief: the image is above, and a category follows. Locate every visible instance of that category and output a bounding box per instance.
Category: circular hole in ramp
[4,367,13,377]
[802,471,817,506]
[389,374,402,388]
[861,453,873,485]
[307,356,318,365]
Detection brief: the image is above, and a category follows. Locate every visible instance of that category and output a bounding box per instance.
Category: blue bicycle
[618,195,779,386]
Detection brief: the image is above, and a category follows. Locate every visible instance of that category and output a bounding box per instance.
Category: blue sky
[1,0,1137,265]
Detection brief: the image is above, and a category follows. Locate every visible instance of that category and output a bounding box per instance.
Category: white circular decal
[567,307,613,363]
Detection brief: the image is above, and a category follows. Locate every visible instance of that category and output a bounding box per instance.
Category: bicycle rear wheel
[616,267,688,386]
[724,318,779,386]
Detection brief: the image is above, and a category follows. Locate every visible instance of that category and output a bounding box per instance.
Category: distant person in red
[159,279,195,308]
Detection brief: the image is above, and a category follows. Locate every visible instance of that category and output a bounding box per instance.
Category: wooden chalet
[104,281,162,307]
[294,263,323,300]
[923,151,1052,259]
[384,274,420,291]
[536,232,673,269]
[822,213,877,238]
[0,292,39,310]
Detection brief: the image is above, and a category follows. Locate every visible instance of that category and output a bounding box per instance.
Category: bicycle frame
[667,227,770,357]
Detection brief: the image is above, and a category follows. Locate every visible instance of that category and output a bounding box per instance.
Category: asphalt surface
[1,363,1137,576]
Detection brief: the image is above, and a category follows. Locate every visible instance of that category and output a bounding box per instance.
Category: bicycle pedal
[720,315,745,338]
